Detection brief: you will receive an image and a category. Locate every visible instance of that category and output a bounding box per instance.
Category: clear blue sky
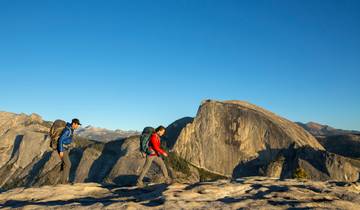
[0,0,359,131]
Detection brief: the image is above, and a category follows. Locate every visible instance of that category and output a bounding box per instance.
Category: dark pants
[137,155,169,184]
[60,150,71,184]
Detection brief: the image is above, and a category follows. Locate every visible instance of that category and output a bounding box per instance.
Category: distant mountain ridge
[75,126,139,142]
[295,122,360,163]
[296,121,360,136]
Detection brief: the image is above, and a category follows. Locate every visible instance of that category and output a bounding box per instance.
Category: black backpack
[140,127,155,155]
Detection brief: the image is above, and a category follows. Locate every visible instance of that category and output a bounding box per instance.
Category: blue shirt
[57,123,74,152]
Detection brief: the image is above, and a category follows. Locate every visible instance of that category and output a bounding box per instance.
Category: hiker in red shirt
[137,126,171,187]
[149,128,167,157]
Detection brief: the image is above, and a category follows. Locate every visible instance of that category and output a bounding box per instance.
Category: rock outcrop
[1,177,359,209]
[0,112,172,190]
[165,117,193,149]
[172,100,359,181]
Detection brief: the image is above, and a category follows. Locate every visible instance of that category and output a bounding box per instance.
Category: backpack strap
[65,127,72,137]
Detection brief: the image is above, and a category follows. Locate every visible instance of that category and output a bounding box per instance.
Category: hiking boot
[165,178,173,185]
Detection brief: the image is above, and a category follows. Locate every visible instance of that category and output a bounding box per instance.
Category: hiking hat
[72,118,82,125]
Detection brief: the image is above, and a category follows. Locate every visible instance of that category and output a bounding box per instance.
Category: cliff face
[172,100,358,181]
[173,100,323,176]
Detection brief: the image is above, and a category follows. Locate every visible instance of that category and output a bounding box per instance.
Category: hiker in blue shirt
[58,118,81,184]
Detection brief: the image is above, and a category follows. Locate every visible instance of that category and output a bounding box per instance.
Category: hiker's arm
[150,136,167,156]
[57,128,70,152]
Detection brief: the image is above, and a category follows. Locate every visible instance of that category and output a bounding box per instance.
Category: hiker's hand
[59,152,64,159]
[163,153,168,157]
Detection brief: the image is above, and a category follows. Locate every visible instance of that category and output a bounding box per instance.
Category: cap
[71,118,81,125]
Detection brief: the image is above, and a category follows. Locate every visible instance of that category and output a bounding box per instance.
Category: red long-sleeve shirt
[149,133,167,156]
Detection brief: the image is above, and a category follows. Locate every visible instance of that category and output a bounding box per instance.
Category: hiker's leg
[153,156,169,179]
[61,151,71,184]
[137,155,154,184]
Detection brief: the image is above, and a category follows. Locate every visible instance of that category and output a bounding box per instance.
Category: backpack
[140,127,155,155]
[49,120,67,150]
